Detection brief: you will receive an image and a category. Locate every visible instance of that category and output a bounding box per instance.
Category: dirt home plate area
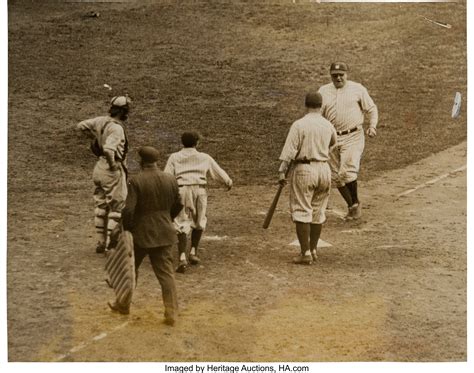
[6,0,467,365]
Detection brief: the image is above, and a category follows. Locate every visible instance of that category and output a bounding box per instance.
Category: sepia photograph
[3,0,469,366]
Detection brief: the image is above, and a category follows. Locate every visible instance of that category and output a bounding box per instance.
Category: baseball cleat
[344,208,354,221]
[96,241,106,254]
[163,317,176,326]
[311,250,318,261]
[352,203,362,220]
[292,254,313,265]
[189,254,201,265]
[108,301,130,315]
[176,259,188,273]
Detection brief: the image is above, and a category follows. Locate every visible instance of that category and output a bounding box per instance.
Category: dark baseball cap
[138,146,160,163]
[305,92,323,108]
[330,62,348,74]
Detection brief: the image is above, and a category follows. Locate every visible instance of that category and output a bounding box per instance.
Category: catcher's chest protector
[105,231,136,308]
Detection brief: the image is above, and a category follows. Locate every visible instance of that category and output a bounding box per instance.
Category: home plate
[289,239,332,248]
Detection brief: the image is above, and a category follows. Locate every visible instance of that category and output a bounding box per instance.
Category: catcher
[75,96,131,253]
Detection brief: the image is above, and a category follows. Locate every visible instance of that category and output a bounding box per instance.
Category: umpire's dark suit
[122,148,183,324]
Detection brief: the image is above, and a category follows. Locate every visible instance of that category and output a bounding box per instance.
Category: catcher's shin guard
[105,230,136,310]
[94,207,108,243]
[105,211,121,248]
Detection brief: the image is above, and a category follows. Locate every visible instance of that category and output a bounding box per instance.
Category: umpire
[279,92,337,264]
[117,146,183,325]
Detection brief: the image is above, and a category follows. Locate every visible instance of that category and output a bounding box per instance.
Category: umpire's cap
[138,146,160,163]
[110,95,132,108]
[305,92,323,109]
[330,62,349,74]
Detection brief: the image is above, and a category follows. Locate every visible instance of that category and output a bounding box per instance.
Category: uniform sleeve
[318,87,328,119]
[279,122,300,162]
[278,160,290,174]
[359,86,378,129]
[207,155,232,186]
[102,123,125,153]
[76,118,98,137]
[330,126,337,147]
[122,179,138,231]
[164,155,175,175]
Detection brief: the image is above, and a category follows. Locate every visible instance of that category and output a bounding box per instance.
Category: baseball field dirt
[6,0,467,363]
[7,141,466,362]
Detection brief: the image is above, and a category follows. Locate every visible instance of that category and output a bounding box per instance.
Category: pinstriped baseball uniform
[164,148,232,234]
[279,112,337,224]
[318,81,378,187]
[77,115,128,246]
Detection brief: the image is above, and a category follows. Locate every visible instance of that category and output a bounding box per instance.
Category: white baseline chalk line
[245,259,286,282]
[54,321,129,361]
[396,164,466,199]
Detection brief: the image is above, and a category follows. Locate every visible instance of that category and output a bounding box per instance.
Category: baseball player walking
[279,92,337,264]
[75,96,131,253]
[164,132,232,273]
[318,62,378,220]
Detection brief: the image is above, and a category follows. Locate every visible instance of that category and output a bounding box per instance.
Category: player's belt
[294,159,323,164]
[178,184,206,188]
[337,126,359,136]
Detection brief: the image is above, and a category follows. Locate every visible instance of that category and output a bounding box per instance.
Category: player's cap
[138,146,160,163]
[330,62,348,74]
[110,95,132,108]
[305,92,323,108]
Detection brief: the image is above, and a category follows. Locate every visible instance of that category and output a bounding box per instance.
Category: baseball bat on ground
[262,161,293,229]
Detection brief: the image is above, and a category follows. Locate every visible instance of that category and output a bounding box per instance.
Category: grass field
[6,0,467,363]
[8,0,466,189]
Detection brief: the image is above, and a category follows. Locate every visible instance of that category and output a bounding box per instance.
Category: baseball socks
[189,229,203,264]
[346,180,362,219]
[293,222,313,265]
[337,186,353,208]
[176,233,188,273]
[346,180,359,205]
[309,223,322,261]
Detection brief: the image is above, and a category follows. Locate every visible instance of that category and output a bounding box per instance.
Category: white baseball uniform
[318,80,378,187]
[164,147,232,234]
[279,112,337,223]
[77,115,128,246]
